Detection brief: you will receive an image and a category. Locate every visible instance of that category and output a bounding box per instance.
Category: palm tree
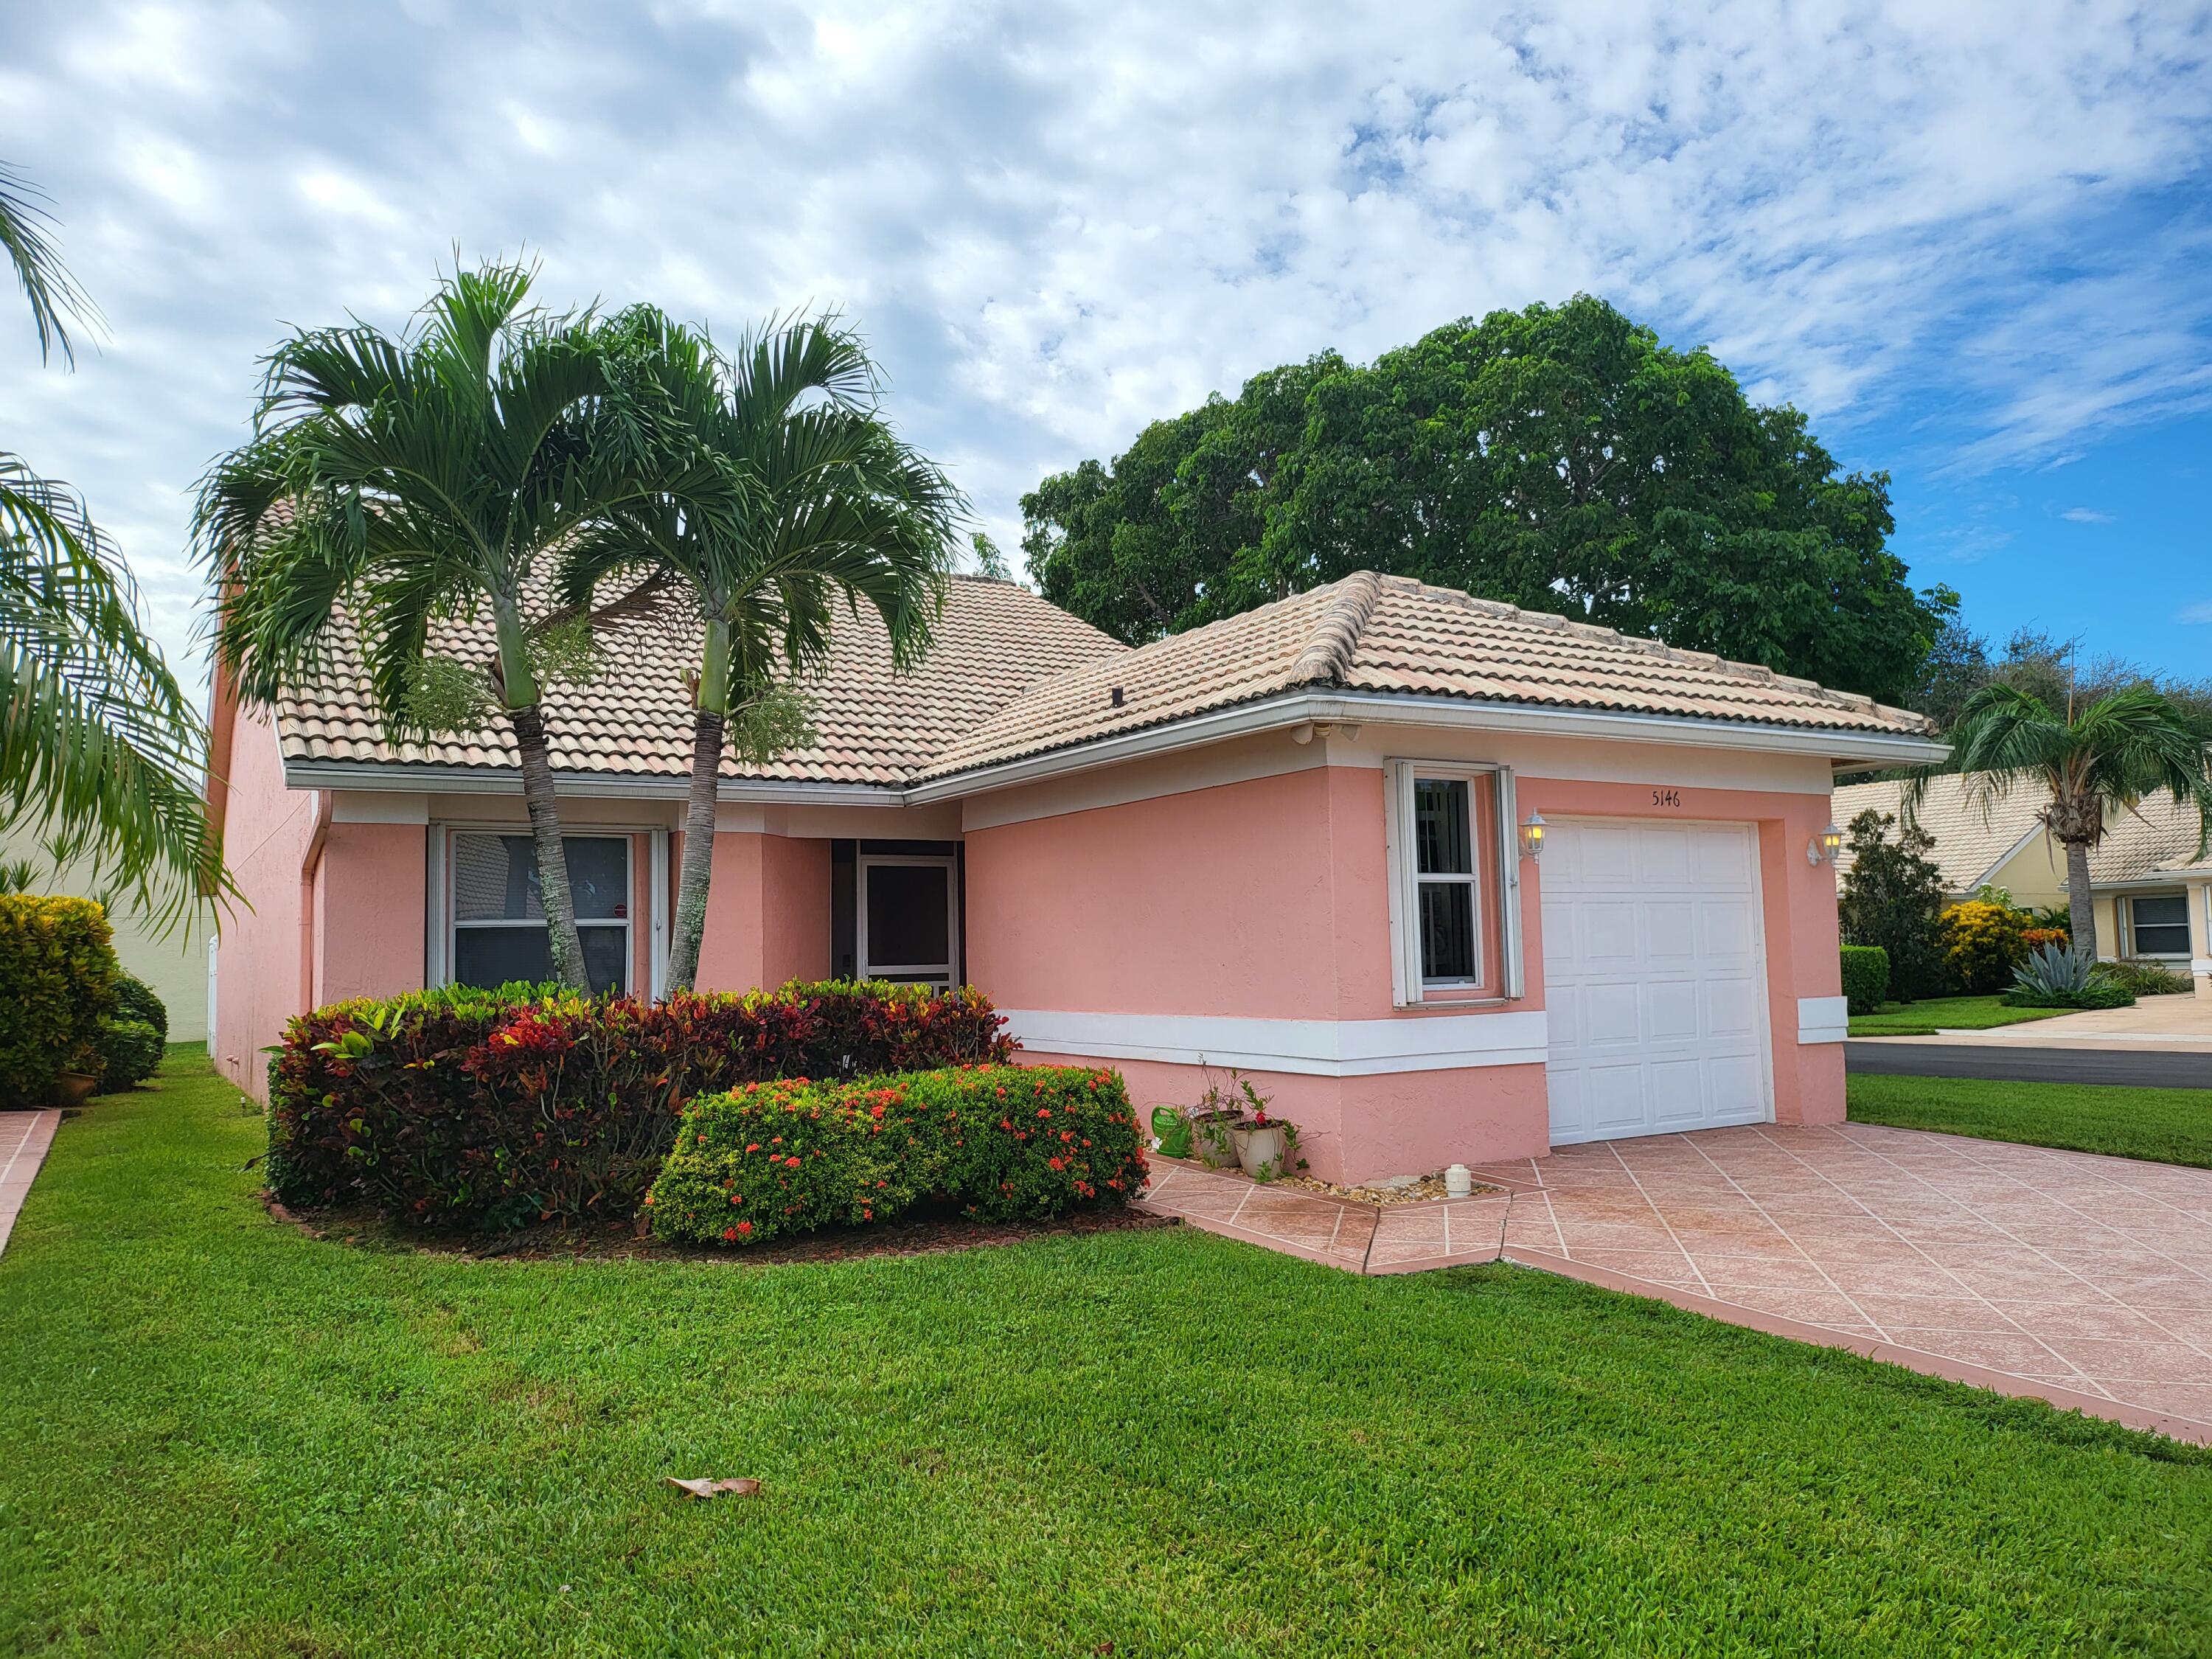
[1911,684,2212,956]
[576,309,961,992]
[195,263,710,990]
[1,164,221,928]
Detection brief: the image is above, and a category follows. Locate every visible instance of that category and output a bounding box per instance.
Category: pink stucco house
[206,571,1944,1183]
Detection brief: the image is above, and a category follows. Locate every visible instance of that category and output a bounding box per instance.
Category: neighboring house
[0,819,215,1042]
[206,571,1941,1183]
[1834,775,2211,995]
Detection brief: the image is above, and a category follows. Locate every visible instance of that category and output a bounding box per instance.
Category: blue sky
[3,0,2208,696]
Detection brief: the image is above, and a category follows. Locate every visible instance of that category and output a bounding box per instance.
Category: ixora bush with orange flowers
[644,1065,1147,1247]
[264,979,1014,1229]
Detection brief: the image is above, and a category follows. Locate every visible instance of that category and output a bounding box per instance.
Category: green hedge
[96,1019,164,1091]
[1840,945,1891,1016]
[114,973,169,1048]
[647,1065,1147,1247]
[268,979,1018,1227]
[0,896,119,1106]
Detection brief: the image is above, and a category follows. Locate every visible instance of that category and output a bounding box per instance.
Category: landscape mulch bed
[264,1193,1175,1267]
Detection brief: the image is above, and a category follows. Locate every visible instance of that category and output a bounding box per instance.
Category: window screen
[2129,893,2190,958]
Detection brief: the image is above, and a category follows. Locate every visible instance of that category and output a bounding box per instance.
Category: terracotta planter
[1233,1123,1286,1178]
[1191,1113,1242,1169]
[55,1071,98,1107]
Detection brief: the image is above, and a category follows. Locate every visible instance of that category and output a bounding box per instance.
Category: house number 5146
[1651,788,1682,807]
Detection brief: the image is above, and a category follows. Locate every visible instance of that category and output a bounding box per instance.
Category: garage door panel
[1645,900,1697,957]
[1583,982,1642,1046]
[1649,1058,1709,1126]
[1579,902,1638,965]
[1637,829,1691,884]
[1708,1054,1767,1120]
[1587,1065,1649,1132]
[1579,826,1637,883]
[1706,978,1761,1039]
[1693,827,1753,886]
[1545,1068,1586,1140]
[1544,819,1773,1147]
[1698,898,1756,958]
[1647,980,1700,1043]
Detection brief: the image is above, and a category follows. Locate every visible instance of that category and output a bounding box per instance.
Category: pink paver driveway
[1139,1124,2212,1444]
[0,1110,60,1256]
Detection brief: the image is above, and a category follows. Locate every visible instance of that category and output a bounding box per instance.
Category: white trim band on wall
[1797,995,1850,1045]
[1000,1008,1548,1077]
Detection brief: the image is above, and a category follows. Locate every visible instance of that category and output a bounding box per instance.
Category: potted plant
[1189,1109,1241,1170]
[1233,1116,1285,1179]
[55,1045,101,1107]
[1184,1065,1252,1169]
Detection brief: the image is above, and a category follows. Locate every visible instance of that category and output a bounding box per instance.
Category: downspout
[299,789,333,1012]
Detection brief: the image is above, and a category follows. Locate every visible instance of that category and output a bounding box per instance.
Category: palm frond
[0,162,101,366]
[1,453,225,928]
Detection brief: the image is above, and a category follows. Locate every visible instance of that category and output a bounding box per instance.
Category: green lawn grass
[4,1055,2211,1657]
[1848,995,2071,1037]
[1849,1071,2212,1169]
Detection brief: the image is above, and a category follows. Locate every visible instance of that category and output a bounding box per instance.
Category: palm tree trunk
[2063,839,2097,960]
[667,617,733,995]
[666,705,725,993]
[508,701,591,991]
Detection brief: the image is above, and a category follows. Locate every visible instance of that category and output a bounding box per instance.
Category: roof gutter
[281,759,910,810]
[284,690,1950,811]
[902,689,1950,805]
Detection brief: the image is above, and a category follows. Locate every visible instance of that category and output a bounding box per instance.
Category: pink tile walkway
[1138,1125,2212,1445]
[0,1110,60,1257]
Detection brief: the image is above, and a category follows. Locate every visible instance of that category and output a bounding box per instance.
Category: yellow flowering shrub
[1938,900,2031,995]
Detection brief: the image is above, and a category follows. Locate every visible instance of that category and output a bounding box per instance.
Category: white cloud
[2060,507,2115,524]
[2182,601,2212,624]
[2,0,2210,695]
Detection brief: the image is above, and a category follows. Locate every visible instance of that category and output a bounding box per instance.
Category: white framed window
[2125,891,2190,959]
[1384,759,1523,1006]
[448,832,633,994]
[857,852,959,986]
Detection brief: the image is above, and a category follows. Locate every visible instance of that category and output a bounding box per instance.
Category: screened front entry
[858,853,959,986]
[450,832,631,994]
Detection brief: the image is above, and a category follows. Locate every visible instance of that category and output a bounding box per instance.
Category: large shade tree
[1025,296,1956,705]
[197,264,717,990]
[1,164,220,927]
[575,309,960,992]
[1910,684,2212,956]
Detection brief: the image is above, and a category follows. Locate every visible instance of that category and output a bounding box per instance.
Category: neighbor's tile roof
[1833,776,2211,890]
[916,571,1933,780]
[274,576,1125,787]
[273,568,1934,792]
[2087,792,2212,884]
[1832,776,2048,893]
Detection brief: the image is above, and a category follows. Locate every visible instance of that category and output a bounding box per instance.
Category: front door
[857,853,959,986]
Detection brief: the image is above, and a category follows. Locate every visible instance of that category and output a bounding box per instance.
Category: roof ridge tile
[1289,570,1384,685]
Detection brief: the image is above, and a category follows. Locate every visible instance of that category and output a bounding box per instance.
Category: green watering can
[1150,1105,1192,1159]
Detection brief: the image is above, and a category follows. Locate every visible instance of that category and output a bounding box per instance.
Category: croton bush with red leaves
[265,979,1015,1228]
[644,1065,1147,1247]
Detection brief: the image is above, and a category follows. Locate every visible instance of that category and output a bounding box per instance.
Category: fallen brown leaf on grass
[664,1476,761,1500]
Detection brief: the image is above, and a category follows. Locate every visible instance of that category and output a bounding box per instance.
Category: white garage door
[1542,820,1773,1145]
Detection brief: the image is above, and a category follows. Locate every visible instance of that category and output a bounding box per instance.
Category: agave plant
[2011,939,2096,998]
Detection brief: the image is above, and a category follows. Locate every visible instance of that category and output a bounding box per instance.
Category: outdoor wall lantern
[1806,822,1843,866]
[1520,810,1548,860]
